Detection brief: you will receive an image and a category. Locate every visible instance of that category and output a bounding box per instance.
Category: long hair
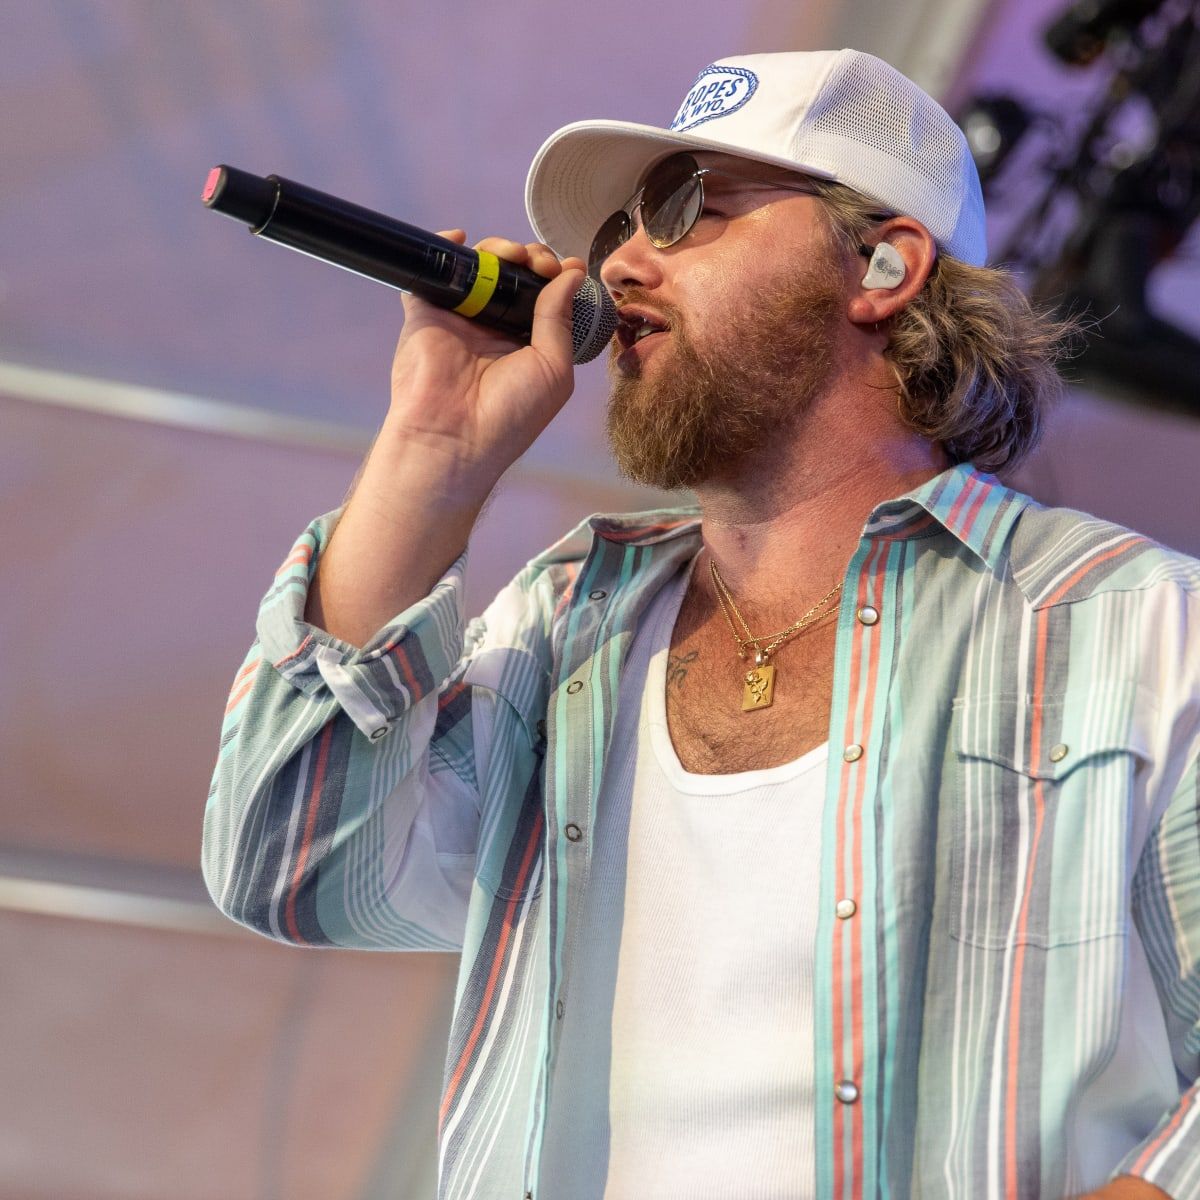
[811,180,1078,472]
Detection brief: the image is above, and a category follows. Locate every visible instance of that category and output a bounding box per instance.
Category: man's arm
[203,233,585,944]
[202,519,485,949]
[305,233,585,648]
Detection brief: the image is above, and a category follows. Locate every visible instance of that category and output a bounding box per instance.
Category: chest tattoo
[666,649,700,689]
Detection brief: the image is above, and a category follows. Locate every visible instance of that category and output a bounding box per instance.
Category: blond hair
[810,180,1076,471]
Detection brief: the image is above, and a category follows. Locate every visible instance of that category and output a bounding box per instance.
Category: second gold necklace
[709,560,842,711]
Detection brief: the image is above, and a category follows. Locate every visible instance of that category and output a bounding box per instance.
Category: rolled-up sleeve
[202,511,484,951]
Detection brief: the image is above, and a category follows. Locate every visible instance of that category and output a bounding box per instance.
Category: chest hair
[664,582,838,774]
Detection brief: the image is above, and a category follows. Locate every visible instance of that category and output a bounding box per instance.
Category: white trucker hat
[525,49,987,267]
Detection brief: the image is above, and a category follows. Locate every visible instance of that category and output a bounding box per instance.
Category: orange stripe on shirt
[552,563,580,624]
[599,518,694,543]
[225,657,263,713]
[438,680,469,712]
[392,643,422,696]
[831,613,859,1199]
[1000,536,1142,1183]
[850,543,889,1183]
[274,544,314,576]
[283,720,335,944]
[439,809,544,1131]
[1130,1093,1192,1174]
[233,656,262,687]
[224,677,256,716]
[944,469,983,530]
[832,540,886,1197]
[876,511,938,543]
[1044,536,1145,607]
[1004,606,1050,1195]
[273,634,313,669]
[958,475,992,542]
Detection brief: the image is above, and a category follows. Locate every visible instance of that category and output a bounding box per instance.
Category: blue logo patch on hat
[670,65,758,132]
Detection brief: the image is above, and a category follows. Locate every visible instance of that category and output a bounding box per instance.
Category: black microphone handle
[202,166,617,363]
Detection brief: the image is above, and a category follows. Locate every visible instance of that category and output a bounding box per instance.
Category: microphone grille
[570,276,619,365]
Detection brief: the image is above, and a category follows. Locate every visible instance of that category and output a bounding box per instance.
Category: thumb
[529,266,586,364]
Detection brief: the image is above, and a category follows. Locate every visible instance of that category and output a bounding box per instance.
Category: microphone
[201,165,618,364]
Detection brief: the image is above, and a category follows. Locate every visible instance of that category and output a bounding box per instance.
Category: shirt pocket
[461,647,548,903]
[948,683,1155,950]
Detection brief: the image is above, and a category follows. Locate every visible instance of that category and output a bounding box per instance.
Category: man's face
[598,154,849,490]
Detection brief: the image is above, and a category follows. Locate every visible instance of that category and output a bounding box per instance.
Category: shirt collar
[583,464,1030,573]
[587,507,702,546]
[865,462,1031,572]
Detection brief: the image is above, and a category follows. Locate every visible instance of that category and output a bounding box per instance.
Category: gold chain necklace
[709,559,842,711]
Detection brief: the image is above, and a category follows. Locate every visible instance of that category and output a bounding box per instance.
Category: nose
[599,220,665,298]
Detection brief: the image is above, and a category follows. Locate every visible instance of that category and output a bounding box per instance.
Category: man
[203,50,1200,1199]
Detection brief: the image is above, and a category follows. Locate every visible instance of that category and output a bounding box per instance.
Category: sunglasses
[588,151,832,276]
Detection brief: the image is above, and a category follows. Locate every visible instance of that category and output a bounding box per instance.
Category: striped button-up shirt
[204,464,1200,1199]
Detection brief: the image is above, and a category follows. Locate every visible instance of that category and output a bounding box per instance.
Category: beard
[605,260,842,491]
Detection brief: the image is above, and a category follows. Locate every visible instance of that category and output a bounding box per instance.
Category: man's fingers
[474,237,563,279]
[529,267,585,361]
[408,231,584,364]
[524,242,564,278]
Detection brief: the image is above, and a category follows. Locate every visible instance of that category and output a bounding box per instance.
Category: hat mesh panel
[804,56,966,235]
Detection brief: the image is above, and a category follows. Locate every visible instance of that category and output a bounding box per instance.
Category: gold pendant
[742,663,776,711]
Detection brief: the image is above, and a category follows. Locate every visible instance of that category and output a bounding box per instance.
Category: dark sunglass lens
[589,210,632,274]
[640,153,702,248]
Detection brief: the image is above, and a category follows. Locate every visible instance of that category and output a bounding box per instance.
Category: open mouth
[615,308,671,351]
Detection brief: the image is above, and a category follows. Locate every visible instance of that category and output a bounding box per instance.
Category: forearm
[305,234,583,649]
[304,416,495,648]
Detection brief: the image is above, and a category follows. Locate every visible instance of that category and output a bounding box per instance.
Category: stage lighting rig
[961,95,1033,185]
[1045,0,1168,65]
[961,0,1200,415]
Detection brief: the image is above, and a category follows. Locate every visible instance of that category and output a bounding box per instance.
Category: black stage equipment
[960,0,1200,415]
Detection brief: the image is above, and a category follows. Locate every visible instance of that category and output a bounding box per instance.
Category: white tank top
[539,563,827,1200]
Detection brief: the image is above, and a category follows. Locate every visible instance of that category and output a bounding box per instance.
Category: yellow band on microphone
[454,250,501,318]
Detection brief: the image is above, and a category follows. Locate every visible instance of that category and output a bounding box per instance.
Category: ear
[846,217,938,326]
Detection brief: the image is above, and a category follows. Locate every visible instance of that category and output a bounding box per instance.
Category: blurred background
[5,1,1200,1196]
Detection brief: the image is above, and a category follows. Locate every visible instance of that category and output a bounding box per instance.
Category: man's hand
[305,231,587,648]
[387,231,587,504]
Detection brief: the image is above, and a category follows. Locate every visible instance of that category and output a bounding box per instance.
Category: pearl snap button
[836,899,858,920]
[1049,743,1069,763]
[843,743,864,763]
[857,605,879,626]
[835,1079,860,1104]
